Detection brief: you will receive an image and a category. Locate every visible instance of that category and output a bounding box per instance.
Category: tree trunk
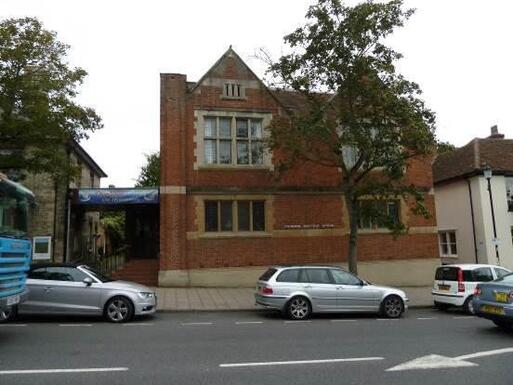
[345,194,359,275]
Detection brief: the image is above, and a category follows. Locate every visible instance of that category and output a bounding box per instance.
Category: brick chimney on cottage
[488,124,505,139]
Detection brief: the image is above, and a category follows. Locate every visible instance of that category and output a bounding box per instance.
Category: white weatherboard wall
[435,175,513,270]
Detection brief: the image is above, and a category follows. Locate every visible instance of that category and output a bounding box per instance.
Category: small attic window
[222,82,245,100]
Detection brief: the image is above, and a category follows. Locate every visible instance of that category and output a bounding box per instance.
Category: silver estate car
[255,266,408,319]
[1,263,156,323]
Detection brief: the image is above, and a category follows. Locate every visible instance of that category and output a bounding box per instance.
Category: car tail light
[262,285,273,295]
[457,268,465,292]
[474,286,481,296]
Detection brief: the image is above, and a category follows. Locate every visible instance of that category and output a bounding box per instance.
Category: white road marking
[122,323,154,326]
[181,322,213,326]
[387,346,513,371]
[376,318,399,321]
[0,324,27,327]
[59,324,92,327]
[235,321,263,325]
[220,356,384,368]
[0,367,129,375]
[284,320,312,324]
[453,316,475,319]
[386,354,476,371]
[417,317,437,320]
[330,319,357,323]
[455,347,513,361]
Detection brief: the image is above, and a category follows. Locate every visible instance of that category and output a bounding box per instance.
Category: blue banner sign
[77,188,159,205]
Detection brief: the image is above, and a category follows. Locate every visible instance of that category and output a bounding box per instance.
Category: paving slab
[155,286,433,311]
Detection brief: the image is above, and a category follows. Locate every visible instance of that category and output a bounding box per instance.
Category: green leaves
[0,17,102,181]
[135,152,160,187]
[267,1,436,272]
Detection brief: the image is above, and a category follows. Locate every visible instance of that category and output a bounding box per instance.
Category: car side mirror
[83,277,93,286]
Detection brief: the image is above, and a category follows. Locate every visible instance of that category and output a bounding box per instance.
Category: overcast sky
[3,0,513,187]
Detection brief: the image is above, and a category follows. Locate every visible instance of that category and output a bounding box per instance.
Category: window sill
[441,255,458,258]
[357,228,393,234]
[198,165,272,171]
[199,231,272,239]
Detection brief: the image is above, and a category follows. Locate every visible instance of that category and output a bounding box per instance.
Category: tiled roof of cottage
[433,133,513,184]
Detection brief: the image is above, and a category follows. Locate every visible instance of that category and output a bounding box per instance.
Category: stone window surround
[355,196,408,234]
[194,194,274,239]
[194,109,273,171]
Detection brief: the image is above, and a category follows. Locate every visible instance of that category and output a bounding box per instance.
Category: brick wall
[160,48,439,278]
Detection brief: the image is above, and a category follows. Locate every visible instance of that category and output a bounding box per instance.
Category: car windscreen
[259,268,277,281]
[81,265,114,283]
[494,273,513,284]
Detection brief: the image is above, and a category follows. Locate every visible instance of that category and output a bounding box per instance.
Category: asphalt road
[1,308,513,385]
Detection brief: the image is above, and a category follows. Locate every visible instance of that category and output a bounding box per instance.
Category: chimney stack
[488,124,505,139]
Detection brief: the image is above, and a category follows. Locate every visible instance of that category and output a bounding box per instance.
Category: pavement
[1,308,512,385]
[154,286,433,311]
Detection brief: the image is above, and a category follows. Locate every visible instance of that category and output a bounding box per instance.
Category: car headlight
[138,292,155,299]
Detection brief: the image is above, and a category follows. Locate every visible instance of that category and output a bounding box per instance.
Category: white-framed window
[439,230,457,257]
[204,116,263,166]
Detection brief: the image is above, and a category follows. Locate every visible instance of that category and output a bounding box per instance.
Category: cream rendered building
[433,127,513,270]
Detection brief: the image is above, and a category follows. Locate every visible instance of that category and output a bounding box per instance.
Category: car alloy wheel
[105,297,133,323]
[287,296,311,320]
[464,296,474,315]
[382,295,404,318]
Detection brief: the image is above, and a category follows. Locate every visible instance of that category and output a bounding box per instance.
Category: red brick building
[159,48,439,287]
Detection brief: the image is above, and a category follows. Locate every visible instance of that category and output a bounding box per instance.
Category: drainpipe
[466,178,479,263]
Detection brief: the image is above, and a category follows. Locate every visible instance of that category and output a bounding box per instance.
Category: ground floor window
[358,199,400,229]
[439,230,457,257]
[205,200,265,232]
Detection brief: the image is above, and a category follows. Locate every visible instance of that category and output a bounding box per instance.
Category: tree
[0,17,102,181]
[265,0,436,274]
[436,140,456,154]
[135,151,160,187]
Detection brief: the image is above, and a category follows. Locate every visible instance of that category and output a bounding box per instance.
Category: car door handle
[303,285,312,289]
[44,286,52,292]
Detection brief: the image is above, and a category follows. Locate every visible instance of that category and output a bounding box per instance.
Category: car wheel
[0,306,16,323]
[493,319,513,331]
[434,301,450,311]
[381,295,404,318]
[104,296,134,323]
[463,296,474,315]
[286,296,311,320]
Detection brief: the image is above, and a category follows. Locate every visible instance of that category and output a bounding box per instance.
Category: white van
[432,264,510,313]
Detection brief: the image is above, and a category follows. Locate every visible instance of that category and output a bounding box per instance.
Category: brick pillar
[159,74,188,283]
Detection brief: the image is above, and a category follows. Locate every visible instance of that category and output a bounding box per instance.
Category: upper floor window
[358,199,400,229]
[222,82,245,99]
[204,116,263,166]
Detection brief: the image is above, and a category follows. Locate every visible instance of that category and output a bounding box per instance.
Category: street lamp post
[483,166,500,265]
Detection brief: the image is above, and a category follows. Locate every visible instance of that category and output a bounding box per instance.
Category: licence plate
[6,294,20,306]
[481,305,505,315]
[494,292,509,303]
[438,284,450,291]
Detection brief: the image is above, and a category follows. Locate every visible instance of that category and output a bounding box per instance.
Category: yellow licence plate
[481,305,505,315]
[494,292,509,303]
[438,284,450,291]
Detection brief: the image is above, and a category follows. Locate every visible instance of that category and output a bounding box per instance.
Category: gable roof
[433,137,513,184]
[69,140,107,178]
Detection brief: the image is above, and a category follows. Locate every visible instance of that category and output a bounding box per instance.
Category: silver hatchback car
[1,263,156,323]
[255,266,408,319]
